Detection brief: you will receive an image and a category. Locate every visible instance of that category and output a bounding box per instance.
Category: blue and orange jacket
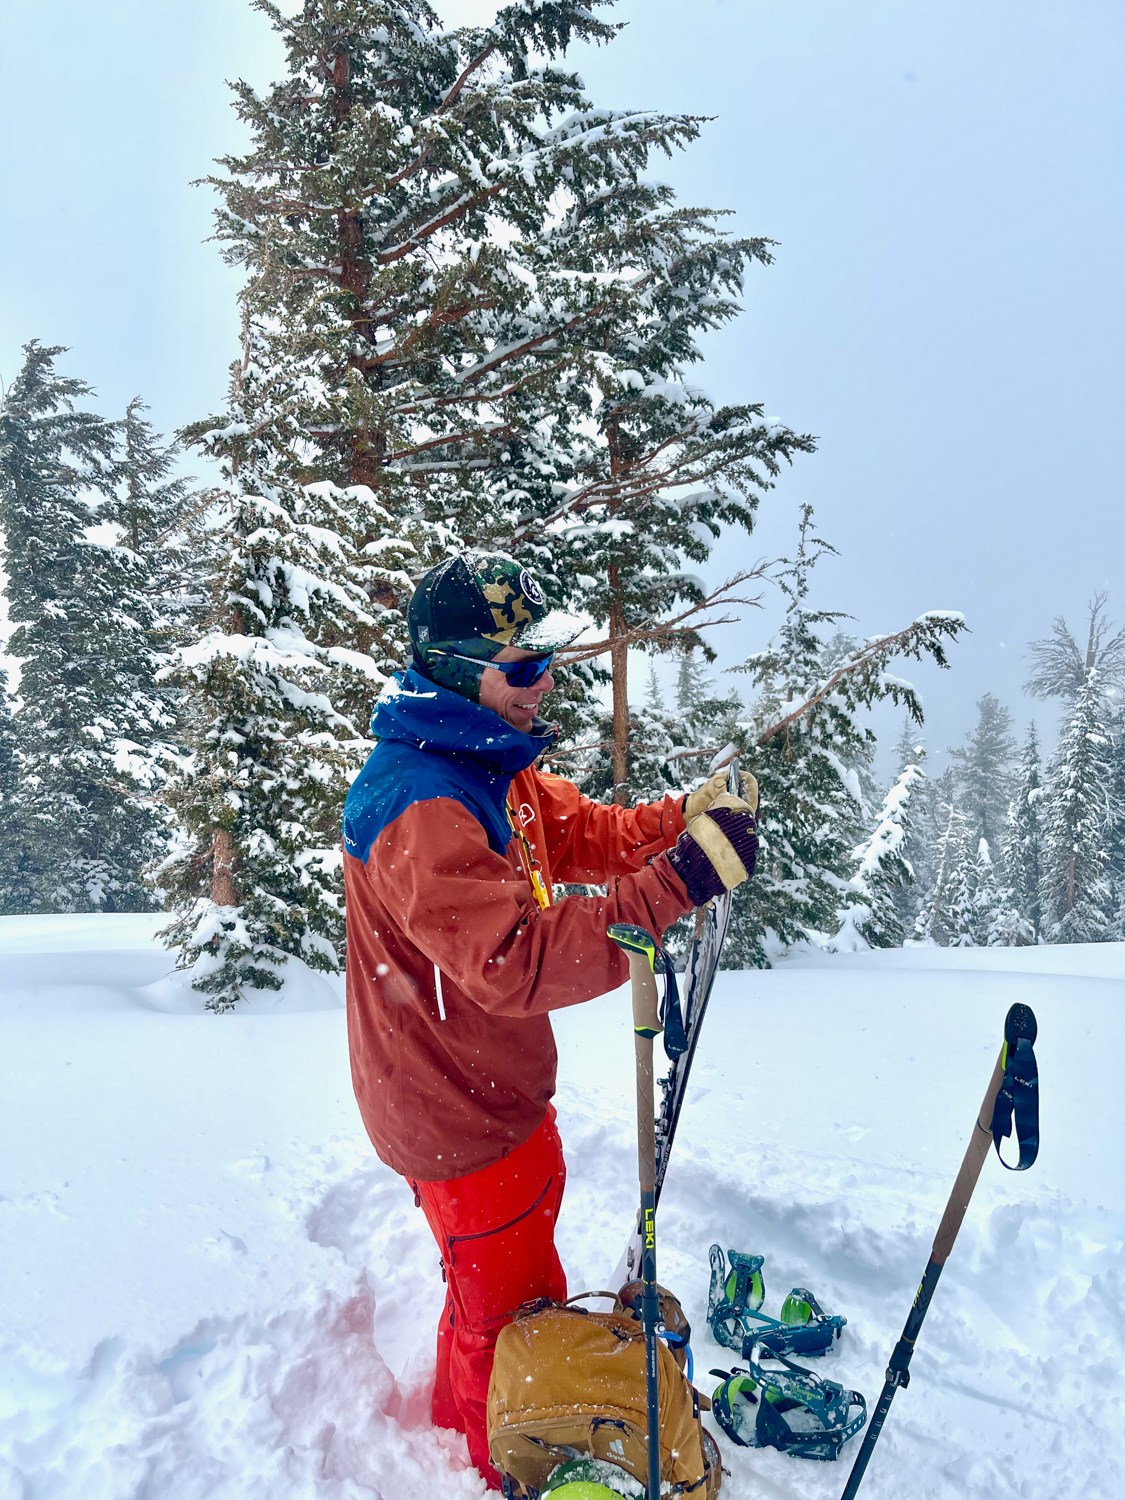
[342,669,691,1181]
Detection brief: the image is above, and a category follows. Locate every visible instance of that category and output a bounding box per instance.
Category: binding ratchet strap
[708,1246,845,1358]
[711,1343,867,1461]
[989,1002,1039,1170]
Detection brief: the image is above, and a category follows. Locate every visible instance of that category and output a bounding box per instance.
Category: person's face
[477,645,555,733]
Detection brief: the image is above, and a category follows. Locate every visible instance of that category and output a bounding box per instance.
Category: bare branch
[556,570,769,667]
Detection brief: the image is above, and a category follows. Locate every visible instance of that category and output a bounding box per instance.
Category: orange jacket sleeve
[530,768,687,884]
[365,797,691,1019]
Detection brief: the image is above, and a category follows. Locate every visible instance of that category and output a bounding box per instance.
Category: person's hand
[666,793,758,906]
[683,767,760,821]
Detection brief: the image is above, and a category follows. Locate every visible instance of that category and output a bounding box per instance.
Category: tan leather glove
[683,767,760,822]
[667,792,759,903]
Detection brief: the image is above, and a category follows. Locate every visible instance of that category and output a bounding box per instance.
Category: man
[342,551,758,1486]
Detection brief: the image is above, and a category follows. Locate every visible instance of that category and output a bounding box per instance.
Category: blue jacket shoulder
[343,739,509,864]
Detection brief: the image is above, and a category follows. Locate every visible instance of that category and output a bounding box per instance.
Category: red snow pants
[412,1105,568,1488]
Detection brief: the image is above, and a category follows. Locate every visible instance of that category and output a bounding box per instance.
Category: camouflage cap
[408,552,584,660]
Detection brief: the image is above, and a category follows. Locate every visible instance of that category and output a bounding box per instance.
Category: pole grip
[625,952,659,1196]
[625,947,662,1040]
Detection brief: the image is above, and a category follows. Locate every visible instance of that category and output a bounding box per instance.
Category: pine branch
[754,613,968,746]
[440,43,497,112]
[557,570,768,665]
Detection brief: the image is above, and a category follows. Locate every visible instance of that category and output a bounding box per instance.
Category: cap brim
[514,609,588,652]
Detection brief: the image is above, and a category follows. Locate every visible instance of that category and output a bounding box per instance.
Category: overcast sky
[2,0,1122,765]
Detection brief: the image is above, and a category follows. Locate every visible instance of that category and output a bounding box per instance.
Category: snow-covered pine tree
[1106,703,1125,938]
[836,746,925,950]
[0,668,21,912]
[1005,721,1046,941]
[94,398,205,841]
[677,652,745,780]
[175,0,809,1001]
[160,317,416,1005]
[728,506,967,965]
[1025,597,1124,945]
[1025,594,1125,705]
[892,720,932,907]
[573,647,740,807]
[676,648,707,717]
[115,398,209,658]
[952,837,1032,947]
[950,691,1017,852]
[947,835,983,947]
[915,799,973,946]
[0,342,162,912]
[515,256,811,799]
[1041,670,1117,943]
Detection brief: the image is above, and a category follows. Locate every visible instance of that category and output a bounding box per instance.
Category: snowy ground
[1,915,1121,1500]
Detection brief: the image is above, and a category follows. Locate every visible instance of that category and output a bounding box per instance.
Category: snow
[1,915,1121,1500]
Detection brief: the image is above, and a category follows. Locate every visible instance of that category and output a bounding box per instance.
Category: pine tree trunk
[211,828,236,908]
[331,45,380,489]
[606,418,629,802]
[609,577,629,801]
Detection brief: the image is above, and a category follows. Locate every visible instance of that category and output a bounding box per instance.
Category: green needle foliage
[168,0,810,1003]
[0,344,166,912]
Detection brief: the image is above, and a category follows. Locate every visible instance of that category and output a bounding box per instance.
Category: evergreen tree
[0,343,160,912]
[644,659,666,715]
[1106,704,1125,938]
[174,0,810,1001]
[1026,594,1125,705]
[728,507,967,964]
[94,398,204,830]
[1025,598,1122,944]
[950,691,1016,851]
[574,648,742,808]
[915,799,972,946]
[0,669,22,911]
[953,837,1033,948]
[114,398,207,655]
[1041,672,1117,943]
[836,748,925,949]
[160,348,413,1003]
[1005,722,1046,941]
[893,722,932,909]
[676,649,707,717]
[946,835,982,947]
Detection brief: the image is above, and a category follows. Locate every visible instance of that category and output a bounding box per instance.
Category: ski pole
[840,1001,1040,1500]
[608,922,665,1500]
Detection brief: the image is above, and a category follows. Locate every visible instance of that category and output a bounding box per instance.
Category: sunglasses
[431,649,555,688]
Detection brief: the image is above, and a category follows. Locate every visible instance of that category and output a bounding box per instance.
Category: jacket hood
[369,668,556,775]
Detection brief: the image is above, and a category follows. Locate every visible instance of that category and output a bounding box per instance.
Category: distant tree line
[4,1,1115,1008]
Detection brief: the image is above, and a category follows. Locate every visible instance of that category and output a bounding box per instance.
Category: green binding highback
[487,1295,721,1499]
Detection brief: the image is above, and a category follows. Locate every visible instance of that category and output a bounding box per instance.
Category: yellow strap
[507,802,551,909]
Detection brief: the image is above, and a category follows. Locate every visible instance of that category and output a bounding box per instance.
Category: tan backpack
[486,1293,722,1498]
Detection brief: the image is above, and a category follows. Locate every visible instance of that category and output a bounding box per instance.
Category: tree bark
[605,417,631,802]
[211,828,236,908]
[608,575,630,801]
